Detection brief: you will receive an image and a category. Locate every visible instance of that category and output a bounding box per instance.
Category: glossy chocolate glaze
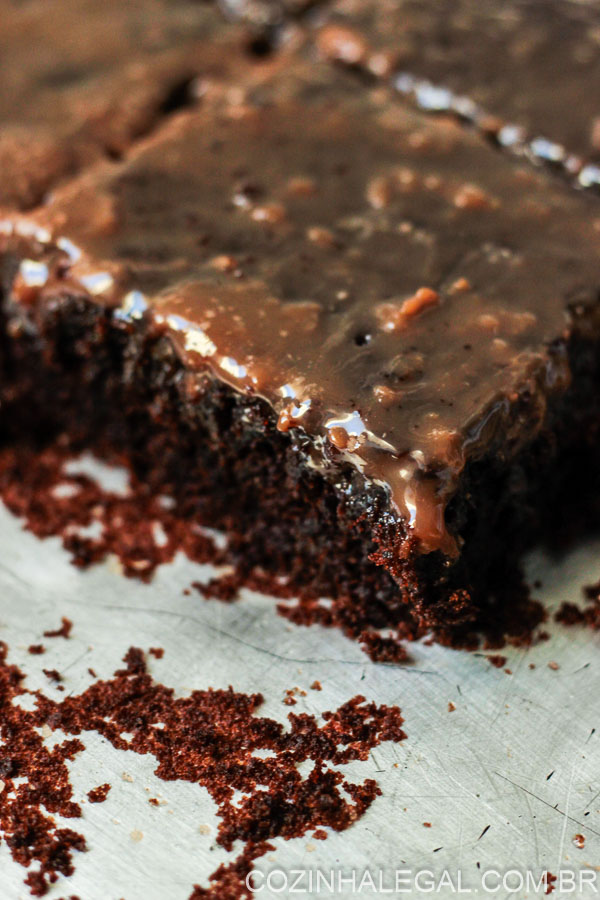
[310,1,600,173]
[4,59,600,554]
[219,0,312,29]
[0,0,246,208]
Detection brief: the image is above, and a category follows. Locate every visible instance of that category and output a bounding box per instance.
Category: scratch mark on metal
[494,771,600,839]
[557,761,576,870]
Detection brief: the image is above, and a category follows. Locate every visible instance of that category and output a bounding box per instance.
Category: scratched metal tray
[1,457,600,900]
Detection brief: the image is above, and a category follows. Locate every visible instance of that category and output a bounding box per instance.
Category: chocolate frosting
[0,0,245,208]
[308,0,600,166]
[4,58,600,554]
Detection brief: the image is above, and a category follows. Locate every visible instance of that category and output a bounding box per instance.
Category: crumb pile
[555,578,600,629]
[0,443,223,581]
[0,643,405,897]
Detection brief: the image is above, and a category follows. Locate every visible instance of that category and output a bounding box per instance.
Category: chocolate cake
[2,38,600,642]
[0,0,249,209]
[309,0,600,165]
[229,0,600,186]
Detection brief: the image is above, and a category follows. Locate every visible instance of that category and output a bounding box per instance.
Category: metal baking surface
[1,461,600,899]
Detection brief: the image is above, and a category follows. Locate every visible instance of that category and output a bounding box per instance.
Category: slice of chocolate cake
[2,56,600,641]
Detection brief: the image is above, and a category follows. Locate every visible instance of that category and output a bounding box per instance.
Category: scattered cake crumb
[43,668,62,683]
[88,783,111,803]
[487,654,507,668]
[555,602,586,625]
[0,642,406,897]
[43,617,72,639]
[192,573,240,603]
[359,632,409,663]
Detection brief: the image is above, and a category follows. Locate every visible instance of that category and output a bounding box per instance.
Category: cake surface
[0,0,247,208]
[252,0,600,184]
[2,48,600,643]
[311,0,600,155]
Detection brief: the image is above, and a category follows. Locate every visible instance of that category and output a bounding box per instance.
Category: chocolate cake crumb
[0,642,406,897]
[423,822,432,828]
[28,645,45,655]
[283,687,306,706]
[0,641,86,896]
[116,646,146,675]
[310,681,322,691]
[43,668,63,683]
[87,784,111,804]
[486,654,507,669]
[149,648,164,659]
[359,632,410,663]
[584,579,600,601]
[555,582,600,630]
[43,617,72,639]
[548,661,560,671]
[447,702,456,712]
[555,602,587,625]
[193,573,241,603]
[0,444,224,585]
[573,833,585,849]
